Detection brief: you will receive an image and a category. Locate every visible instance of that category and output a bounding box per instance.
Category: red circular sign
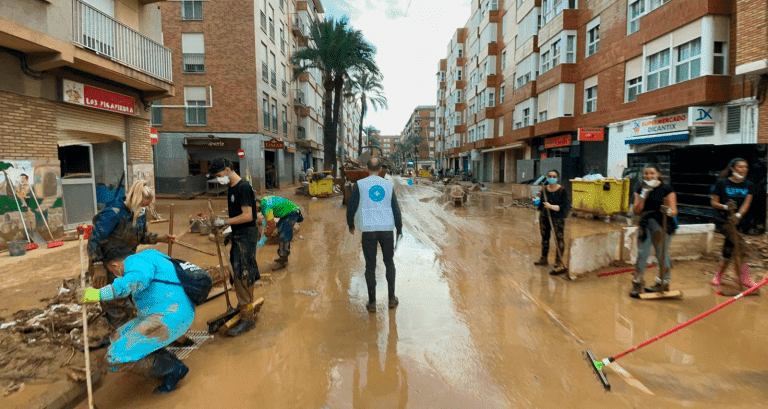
[149,127,158,146]
[237,149,245,159]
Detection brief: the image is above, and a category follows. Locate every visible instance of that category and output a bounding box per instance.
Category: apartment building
[401,105,437,170]
[379,135,400,156]
[437,0,768,197]
[152,0,327,193]
[0,0,174,245]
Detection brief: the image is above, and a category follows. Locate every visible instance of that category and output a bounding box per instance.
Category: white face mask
[732,172,745,181]
[138,207,146,217]
[645,179,661,188]
[216,174,230,185]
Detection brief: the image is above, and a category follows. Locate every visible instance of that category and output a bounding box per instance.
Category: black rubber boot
[645,281,670,293]
[388,296,399,309]
[366,290,376,313]
[147,349,189,394]
[227,320,256,337]
[629,281,644,299]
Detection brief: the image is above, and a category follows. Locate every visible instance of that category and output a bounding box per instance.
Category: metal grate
[697,126,714,136]
[166,331,213,360]
[726,105,741,134]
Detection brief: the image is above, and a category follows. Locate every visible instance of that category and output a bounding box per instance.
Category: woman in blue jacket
[78,245,194,394]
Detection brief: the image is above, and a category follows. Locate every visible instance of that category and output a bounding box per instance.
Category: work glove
[156,234,175,244]
[91,262,108,289]
[213,218,227,228]
[660,205,673,216]
[728,213,742,226]
[75,287,101,303]
[533,197,541,206]
[257,234,268,247]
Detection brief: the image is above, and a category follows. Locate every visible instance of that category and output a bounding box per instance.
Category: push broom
[586,272,768,390]
[26,182,63,248]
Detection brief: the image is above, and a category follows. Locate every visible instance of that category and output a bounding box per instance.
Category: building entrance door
[265,150,278,190]
[58,144,97,230]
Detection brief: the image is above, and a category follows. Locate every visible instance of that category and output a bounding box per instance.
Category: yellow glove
[76,287,101,303]
[91,262,108,289]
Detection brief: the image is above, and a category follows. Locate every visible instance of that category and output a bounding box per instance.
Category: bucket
[8,240,27,257]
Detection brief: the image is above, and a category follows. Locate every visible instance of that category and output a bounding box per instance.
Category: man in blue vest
[347,156,403,313]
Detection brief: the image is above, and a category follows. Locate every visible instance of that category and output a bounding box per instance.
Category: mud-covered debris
[294,290,317,296]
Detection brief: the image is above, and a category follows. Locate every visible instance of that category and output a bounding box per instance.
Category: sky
[321,0,472,135]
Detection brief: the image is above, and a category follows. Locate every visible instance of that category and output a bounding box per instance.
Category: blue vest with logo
[356,175,395,232]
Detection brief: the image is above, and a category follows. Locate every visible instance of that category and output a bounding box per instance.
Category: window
[539,111,548,122]
[587,24,599,56]
[151,101,162,126]
[458,48,464,58]
[541,51,551,73]
[269,6,275,42]
[501,51,506,70]
[714,41,726,75]
[279,0,285,11]
[629,0,645,34]
[585,85,597,113]
[522,108,531,127]
[626,77,642,102]
[646,49,670,91]
[182,1,203,20]
[280,26,285,53]
[282,109,288,134]
[182,33,205,73]
[488,91,495,107]
[455,89,462,103]
[650,0,671,11]
[185,87,207,126]
[271,52,277,88]
[500,85,505,103]
[727,105,741,134]
[262,44,268,82]
[457,68,463,81]
[262,97,270,130]
[272,101,278,131]
[491,0,498,10]
[551,39,561,66]
[260,11,267,31]
[516,73,531,88]
[675,38,701,83]
[566,35,576,63]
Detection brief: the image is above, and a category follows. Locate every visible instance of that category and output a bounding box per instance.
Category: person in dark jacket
[629,163,678,298]
[88,180,174,327]
[533,170,570,272]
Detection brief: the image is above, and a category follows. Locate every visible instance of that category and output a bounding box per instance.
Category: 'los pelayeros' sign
[629,114,688,137]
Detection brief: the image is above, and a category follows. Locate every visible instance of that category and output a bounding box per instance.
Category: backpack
[154,257,213,306]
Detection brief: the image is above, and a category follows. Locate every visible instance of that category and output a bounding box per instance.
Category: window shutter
[726,106,741,134]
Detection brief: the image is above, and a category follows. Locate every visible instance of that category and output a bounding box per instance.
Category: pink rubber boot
[740,264,757,288]
[710,262,724,286]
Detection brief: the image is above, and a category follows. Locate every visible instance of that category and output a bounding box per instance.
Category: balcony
[72,0,172,83]
[538,9,579,45]
[510,125,535,141]
[294,90,310,116]
[297,126,306,140]
[536,64,577,93]
[487,42,500,56]
[454,102,466,111]
[513,81,536,104]
[455,79,466,88]
[535,116,575,137]
[483,74,501,88]
[454,124,467,133]
[182,53,205,73]
[440,81,446,89]
[292,13,309,45]
[298,71,310,83]
[636,76,731,116]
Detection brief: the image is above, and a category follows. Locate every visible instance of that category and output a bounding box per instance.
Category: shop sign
[578,127,604,142]
[688,106,718,126]
[544,135,571,149]
[287,147,297,153]
[264,138,285,150]
[183,137,241,150]
[629,114,688,138]
[62,79,136,115]
[150,127,158,146]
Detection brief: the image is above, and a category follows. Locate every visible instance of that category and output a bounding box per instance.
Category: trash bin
[8,240,27,257]
[571,178,630,217]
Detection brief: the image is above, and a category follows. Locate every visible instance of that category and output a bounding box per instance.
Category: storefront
[520,129,609,188]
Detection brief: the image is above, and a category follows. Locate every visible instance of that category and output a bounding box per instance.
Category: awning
[625,132,690,145]
[481,142,525,153]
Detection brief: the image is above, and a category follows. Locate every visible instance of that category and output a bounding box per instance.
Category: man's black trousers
[361,231,396,302]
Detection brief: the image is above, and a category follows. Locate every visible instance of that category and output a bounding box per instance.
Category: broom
[587,271,768,390]
[25,182,63,248]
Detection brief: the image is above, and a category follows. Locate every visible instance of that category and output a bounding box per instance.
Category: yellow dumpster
[570,178,630,217]
[419,169,431,178]
[309,171,334,197]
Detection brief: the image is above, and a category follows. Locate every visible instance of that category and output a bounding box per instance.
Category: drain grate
[167,331,214,360]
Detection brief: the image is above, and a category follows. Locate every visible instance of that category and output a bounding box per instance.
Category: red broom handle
[598,265,655,277]
[611,277,768,362]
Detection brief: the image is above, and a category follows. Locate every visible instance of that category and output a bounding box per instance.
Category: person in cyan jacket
[77,245,193,394]
[87,180,174,328]
[347,157,403,313]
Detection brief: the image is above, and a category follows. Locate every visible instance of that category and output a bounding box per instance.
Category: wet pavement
[41,178,768,408]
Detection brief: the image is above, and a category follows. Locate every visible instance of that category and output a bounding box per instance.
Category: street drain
[167,331,214,360]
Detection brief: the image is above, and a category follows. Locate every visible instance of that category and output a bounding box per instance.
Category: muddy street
[38,177,768,408]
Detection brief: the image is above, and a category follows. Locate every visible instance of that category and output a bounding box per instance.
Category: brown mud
[3,180,768,408]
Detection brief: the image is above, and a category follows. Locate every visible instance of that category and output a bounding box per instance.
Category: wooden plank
[639,290,683,300]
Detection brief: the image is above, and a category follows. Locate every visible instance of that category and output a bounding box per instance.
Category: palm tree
[345,71,387,155]
[292,17,378,172]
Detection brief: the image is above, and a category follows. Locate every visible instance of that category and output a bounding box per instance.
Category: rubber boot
[388,296,399,309]
[740,264,757,288]
[645,278,670,293]
[148,349,189,394]
[533,257,548,266]
[366,290,376,313]
[227,320,256,337]
[629,281,644,299]
[711,261,725,286]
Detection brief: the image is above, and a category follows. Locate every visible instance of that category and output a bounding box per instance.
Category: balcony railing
[182,53,205,73]
[72,0,172,82]
[262,62,268,81]
[282,80,288,95]
[294,89,306,106]
[271,70,277,88]
[291,14,307,37]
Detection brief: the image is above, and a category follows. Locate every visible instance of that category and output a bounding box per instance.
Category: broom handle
[541,187,562,262]
[168,204,175,257]
[78,235,95,409]
[26,183,55,241]
[4,171,32,243]
[611,274,768,362]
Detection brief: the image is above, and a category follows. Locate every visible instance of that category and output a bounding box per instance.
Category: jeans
[361,231,396,302]
[277,211,303,259]
[634,218,673,284]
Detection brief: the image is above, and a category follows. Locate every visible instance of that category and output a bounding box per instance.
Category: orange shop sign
[578,127,604,142]
[62,79,136,115]
[544,135,571,149]
[264,138,285,150]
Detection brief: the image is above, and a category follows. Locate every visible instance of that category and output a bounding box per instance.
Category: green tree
[344,71,387,155]
[292,17,378,172]
[363,125,380,147]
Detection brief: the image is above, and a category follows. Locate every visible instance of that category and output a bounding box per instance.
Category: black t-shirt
[538,186,570,219]
[227,180,256,232]
[711,178,757,211]
[636,182,674,224]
